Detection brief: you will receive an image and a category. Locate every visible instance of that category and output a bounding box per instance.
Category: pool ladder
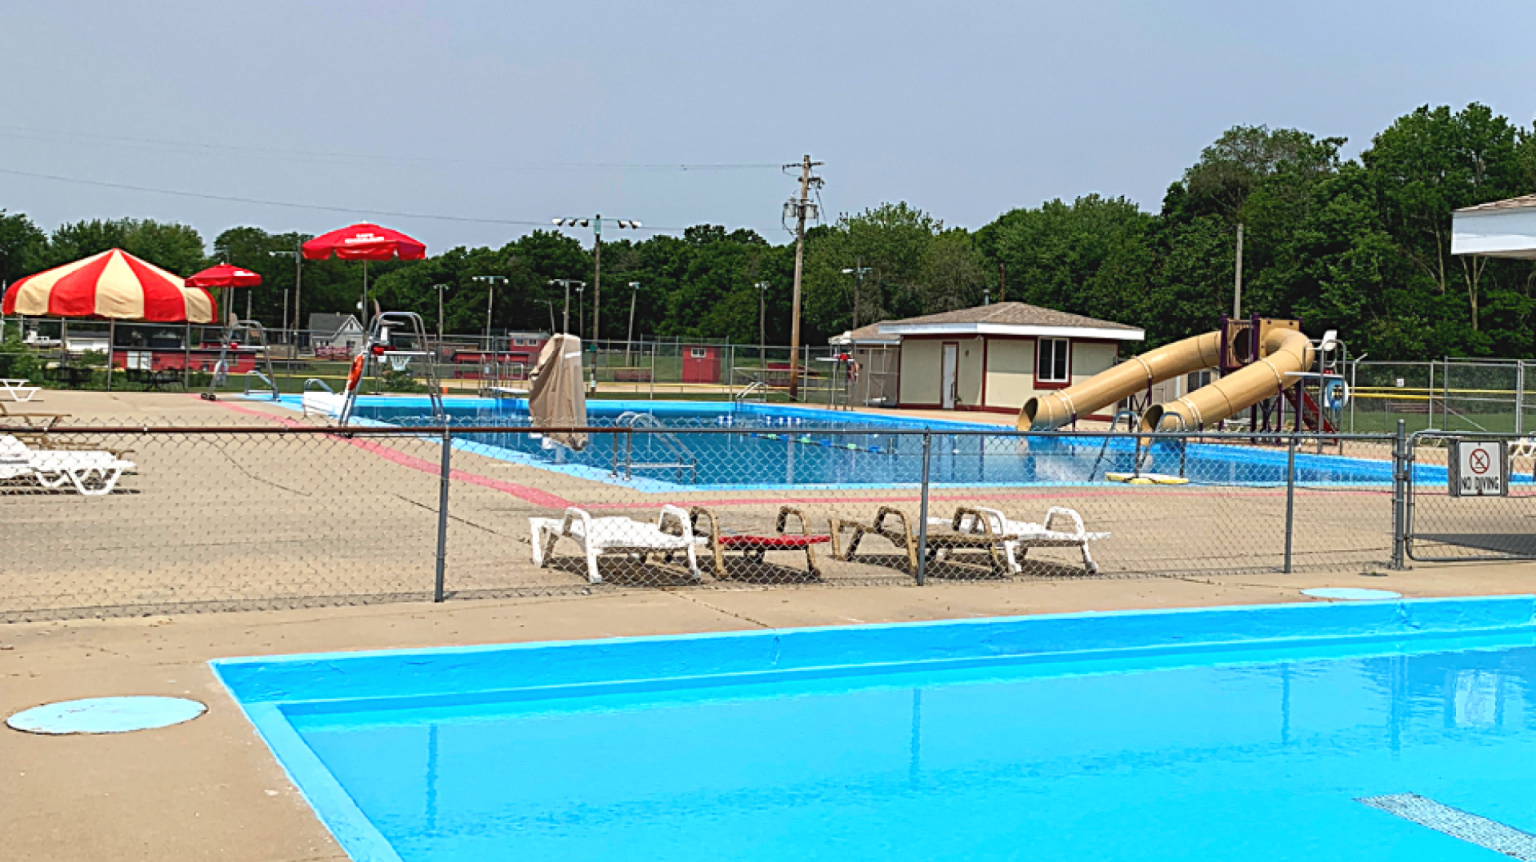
[611,412,699,482]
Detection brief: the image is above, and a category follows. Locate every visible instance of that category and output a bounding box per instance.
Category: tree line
[3,102,1535,361]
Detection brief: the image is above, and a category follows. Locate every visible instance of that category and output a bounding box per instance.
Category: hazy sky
[3,0,1535,252]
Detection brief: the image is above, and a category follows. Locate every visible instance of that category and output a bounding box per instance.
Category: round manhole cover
[7,696,207,735]
[1301,587,1403,601]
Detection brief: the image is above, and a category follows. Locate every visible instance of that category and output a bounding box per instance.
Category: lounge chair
[0,378,40,403]
[832,505,1021,576]
[684,506,831,578]
[530,505,702,584]
[940,506,1109,574]
[0,435,135,496]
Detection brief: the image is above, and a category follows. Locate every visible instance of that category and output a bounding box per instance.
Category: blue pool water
[219,598,1536,862]
[295,397,1462,490]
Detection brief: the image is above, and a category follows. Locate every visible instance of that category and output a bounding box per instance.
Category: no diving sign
[1450,440,1508,497]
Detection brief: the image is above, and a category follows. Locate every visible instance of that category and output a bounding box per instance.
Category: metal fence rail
[0,417,1411,623]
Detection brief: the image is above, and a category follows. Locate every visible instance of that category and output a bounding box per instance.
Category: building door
[941,343,958,409]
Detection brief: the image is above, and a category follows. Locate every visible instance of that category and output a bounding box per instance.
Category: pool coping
[213,596,1536,862]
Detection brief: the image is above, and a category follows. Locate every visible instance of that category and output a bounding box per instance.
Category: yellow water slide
[1141,327,1312,430]
[1018,331,1224,431]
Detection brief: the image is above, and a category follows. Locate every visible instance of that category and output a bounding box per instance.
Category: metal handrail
[242,370,280,400]
[303,378,334,394]
[611,412,698,481]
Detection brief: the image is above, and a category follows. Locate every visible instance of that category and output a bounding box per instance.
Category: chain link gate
[1403,429,1536,562]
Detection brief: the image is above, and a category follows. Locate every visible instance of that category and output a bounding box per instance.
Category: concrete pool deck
[6,565,1536,862]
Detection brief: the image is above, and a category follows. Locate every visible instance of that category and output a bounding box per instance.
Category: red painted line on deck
[211,401,572,508]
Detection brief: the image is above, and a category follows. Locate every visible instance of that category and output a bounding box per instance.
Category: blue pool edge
[212,595,1536,862]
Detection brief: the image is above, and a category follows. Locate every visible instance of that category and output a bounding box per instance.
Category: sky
[2,0,1535,253]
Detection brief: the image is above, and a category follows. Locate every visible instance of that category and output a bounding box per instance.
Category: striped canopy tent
[1,248,216,391]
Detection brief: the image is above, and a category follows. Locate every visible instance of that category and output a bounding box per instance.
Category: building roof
[308,313,361,336]
[1456,194,1536,213]
[829,322,900,345]
[875,302,1143,341]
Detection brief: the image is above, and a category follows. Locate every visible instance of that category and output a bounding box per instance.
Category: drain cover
[7,696,206,735]
[1301,587,1402,601]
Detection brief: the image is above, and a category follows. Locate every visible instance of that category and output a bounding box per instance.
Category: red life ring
[346,354,366,392]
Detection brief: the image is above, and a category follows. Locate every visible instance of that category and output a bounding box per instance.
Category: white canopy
[1451,195,1536,259]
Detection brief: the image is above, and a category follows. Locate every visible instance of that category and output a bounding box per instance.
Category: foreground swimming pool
[218,597,1536,862]
[288,396,1459,490]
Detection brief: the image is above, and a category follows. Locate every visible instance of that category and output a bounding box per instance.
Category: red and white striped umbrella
[0,248,216,323]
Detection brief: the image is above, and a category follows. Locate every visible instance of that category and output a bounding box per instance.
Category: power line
[0,125,781,173]
[0,166,694,232]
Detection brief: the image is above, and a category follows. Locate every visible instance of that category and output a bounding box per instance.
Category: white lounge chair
[0,378,40,403]
[934,506,1108,574]
[0,435,135,496]
[530,505,702,584]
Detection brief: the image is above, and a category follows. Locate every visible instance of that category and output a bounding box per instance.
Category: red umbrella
[186,264,263,288]
[301,223,426,261]
[302,224,426,330]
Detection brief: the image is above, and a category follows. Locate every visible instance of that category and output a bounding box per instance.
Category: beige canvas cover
[528,333,588,451]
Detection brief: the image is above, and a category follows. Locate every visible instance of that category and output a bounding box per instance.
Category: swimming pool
[286,396,1455,490]
[219,597,1536,862]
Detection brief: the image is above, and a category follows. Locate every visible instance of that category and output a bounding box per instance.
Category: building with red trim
[847,303,1143,413]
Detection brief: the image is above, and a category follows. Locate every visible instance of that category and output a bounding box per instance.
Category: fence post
[1390,419,1407,571]
[1283,435,1297,573]
[434,426,453,602]
[915,431,932,586]
[1511,359,1523,436]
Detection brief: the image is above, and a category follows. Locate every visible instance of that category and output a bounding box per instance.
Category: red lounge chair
[686,506,831,578]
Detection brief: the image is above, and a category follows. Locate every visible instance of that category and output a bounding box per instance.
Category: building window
[689,348,707,359]
[1037,338,1070,383]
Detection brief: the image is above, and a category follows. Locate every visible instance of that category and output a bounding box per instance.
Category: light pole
[431,283,451,343]
[269,243,303,339]
[840,260,873,331]
[625,281,640,366]
[544,299,557,333]
[471,275,507,353]
[549,279,585,335]
[552,215,643,342]
[576,282,586,340]
[756,281,769,370]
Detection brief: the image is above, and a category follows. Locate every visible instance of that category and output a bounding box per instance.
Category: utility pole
[432,283,450,343]
[625,281,640,366]
[1233,223,1244,318]
[998,262,1006,303]
[553,216,642,343]
[472,275,507,351]
[785,154,823,400]
[269,243,303,342]
[549,279,585,335]
[841,260,872,331]
[756,281,769,371]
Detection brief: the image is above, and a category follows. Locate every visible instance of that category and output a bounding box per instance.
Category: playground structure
[1020,316,1348,434]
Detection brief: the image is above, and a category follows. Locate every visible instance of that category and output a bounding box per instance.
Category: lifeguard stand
[337,311,445,426]
[201,315,279,401]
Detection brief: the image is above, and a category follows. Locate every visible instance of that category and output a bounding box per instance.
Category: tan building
[862,303,1143,414]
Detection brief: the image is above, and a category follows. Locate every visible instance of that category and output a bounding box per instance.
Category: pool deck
[6,564,1536,862]
[4,390,1532,860]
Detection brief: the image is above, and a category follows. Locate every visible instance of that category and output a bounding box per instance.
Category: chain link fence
[0,404,1415,623]
[1404,430,1536,563]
